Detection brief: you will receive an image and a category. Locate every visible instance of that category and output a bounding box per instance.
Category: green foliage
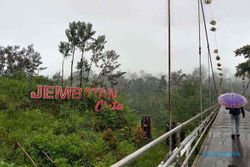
[0,65,226,166]
[0,45,46,77]
[235,61,250,78]
[102,128,118,150]
[235,44,250,59]
[0,161,15,167]
[61,21,126,87]
[234,44,250,79]
[128,144,167,167]
[0,77,140,166]
[116,141,135,159]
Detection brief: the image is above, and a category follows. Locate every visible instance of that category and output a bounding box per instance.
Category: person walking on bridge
[225,107,245,139]
[218,93,247,139]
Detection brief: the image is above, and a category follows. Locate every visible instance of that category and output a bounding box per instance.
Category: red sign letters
[31,85,123,112]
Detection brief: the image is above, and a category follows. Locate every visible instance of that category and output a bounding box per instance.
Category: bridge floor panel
[192,107,250,167]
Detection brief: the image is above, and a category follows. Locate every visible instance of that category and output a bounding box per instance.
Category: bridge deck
[192,107,250,167]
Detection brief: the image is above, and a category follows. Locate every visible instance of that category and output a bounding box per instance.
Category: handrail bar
[180,107,218,167]
[111,104,218,167]
[161,105,219,167]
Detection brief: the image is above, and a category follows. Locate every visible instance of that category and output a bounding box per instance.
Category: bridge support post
[141,116,152,140]
[176,122,181,166]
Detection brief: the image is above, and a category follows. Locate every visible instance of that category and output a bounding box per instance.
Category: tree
[234,44,250,79]
[171,70,187,86]
[52,72,61,84]
[191,66,207,82]
[59,42,71,85]
[0,45,45,77]
[234,44,250,94]
[62,21,125,87]
[86,35,106,83]
[0,46,5,75]
[76,22,96,87]
[65,21,79,86]
[159,75,167,92]
[25,45,44,77]
[76,57,90,84]
[95,50,126,87]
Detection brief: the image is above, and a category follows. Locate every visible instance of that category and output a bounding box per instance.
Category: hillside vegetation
[0,77,144,167]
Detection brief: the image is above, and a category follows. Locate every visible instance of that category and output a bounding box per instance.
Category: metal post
[198,0,203,121]
[141,116,152,139]
[168,0,172,153]
[176,122,181,166]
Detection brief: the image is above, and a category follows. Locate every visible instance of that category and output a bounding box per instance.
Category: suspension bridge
[111,0,249,166]
[110,105,250,167]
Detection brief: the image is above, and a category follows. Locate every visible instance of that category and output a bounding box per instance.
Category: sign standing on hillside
[31,85,123,112]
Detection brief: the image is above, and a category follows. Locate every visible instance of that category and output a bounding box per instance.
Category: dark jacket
[226,107,245,117]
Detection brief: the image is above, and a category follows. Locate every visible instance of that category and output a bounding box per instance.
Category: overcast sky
[0,0,249,77]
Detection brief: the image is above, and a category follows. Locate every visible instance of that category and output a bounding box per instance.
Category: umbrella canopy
[218,93,248,108]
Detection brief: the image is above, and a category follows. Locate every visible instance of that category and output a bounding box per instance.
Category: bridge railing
[111,104,219,167]
[158,105,220,167]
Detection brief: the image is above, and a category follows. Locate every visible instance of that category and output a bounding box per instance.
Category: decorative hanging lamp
[216,55,220,60]
[217,67,222,71]
[210,27,216,32]
[210,20,216,25]
[217,63,221,67]
[205,0,212,4]
[214,49,218,53]
[219,73,223,76]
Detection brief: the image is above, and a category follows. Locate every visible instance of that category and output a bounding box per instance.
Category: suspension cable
[199,0,218,95]
[208,1,224,95]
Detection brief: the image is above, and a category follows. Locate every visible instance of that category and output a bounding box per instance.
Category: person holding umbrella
[225,107,245,139]
[218,93,247,139]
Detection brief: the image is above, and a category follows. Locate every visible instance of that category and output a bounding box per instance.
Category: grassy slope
[0,77,167,167]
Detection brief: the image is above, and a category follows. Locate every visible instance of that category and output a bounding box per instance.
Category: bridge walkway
[192,107,250,167]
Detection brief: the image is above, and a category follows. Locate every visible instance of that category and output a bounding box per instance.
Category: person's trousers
[230,114,240,135]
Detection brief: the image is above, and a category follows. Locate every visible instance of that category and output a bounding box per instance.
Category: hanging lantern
[210,20,216,25]
[217,67,222,70]
[210,27,216,32]
[216,55,220,60]
[205,0,212,4]
[219,73,223,76]
[217,63,221,67]
[214,49,218,53]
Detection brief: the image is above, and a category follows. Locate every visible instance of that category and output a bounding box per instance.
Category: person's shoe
[231,134,235,139]
[236,134,240,138]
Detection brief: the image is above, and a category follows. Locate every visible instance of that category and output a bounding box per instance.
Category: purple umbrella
[218,93,248,108]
